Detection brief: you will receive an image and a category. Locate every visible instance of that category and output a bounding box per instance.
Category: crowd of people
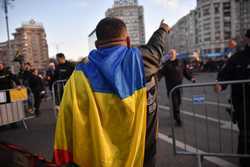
[0,53,74,116]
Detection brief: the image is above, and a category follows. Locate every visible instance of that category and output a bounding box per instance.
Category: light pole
[2,0,14,64]
[3,0,11,54]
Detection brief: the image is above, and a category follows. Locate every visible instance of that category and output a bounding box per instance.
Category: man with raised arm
[54,17,170,167]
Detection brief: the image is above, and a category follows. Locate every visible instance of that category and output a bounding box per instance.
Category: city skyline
[0,0,196,60]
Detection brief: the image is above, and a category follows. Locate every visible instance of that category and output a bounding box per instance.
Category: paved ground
[0,72,243,167]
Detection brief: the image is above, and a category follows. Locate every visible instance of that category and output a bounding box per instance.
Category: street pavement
[0,72,242,167]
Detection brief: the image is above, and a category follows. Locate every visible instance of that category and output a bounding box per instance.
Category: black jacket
[217,45,250,128]
[19,69,33,86]
[159,59,193,92]
[29,74,45,94]
[0,68,20,90]
[54,61,74,81]
[218,46,250,96]
[139,28,167,81]
[138,28,168,161]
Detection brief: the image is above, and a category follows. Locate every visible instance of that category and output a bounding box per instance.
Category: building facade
[12,19,49,70]
[195,0,239,55]
[168,0,250,57]
[238,0,250,37]
[0,20,49,70]
[167,10,196,54]
[106,0,145,46]
[88,29,97,51]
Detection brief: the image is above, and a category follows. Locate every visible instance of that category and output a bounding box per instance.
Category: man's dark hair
[56,53,65,59]
[95,17,127,42]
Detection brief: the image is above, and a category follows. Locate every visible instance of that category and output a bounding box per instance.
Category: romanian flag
[54,46,147,167]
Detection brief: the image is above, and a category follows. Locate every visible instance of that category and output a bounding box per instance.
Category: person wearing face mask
[215,29,250,167]
[53,53,74,108]
[159,49,195,126]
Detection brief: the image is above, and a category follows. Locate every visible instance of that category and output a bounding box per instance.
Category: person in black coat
[215,29,250,167]
[29,68,45,116]
[54,53,74,81]
[0,63,20,90]
[53,53,74,106]
[19,62,33,86]
[159,49,195,126]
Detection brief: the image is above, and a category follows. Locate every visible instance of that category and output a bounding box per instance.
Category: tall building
[13,19,49,69]
[167,10,196,54]
[167,0,250,57]
[238,0,250,37]
[106,0,145,46]
[195,0,240,55]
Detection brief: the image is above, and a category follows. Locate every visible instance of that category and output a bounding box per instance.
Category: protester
[54,17,170,167]
[54,53,74,81]
[0,63,20,90]
[53,53,74,107]
[215,29,250,167]
[159,49,195,126]
[28,68,45,116]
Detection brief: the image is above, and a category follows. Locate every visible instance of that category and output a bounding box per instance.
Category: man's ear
[126,36,131,48]
[95,41,99,49]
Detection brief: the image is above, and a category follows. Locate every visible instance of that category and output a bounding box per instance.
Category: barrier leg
[197,154,203,167]
[22,120,28,131]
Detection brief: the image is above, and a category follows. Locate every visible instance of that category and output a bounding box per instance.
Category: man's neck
[60,61,66,65]
[98,42,127,49]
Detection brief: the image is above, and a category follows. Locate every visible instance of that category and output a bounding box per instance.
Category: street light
[1,0,14,59]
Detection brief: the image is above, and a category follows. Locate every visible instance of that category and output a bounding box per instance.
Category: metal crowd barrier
[0,87,35,130]
[51,80,67,118]
[169,79,250,167]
